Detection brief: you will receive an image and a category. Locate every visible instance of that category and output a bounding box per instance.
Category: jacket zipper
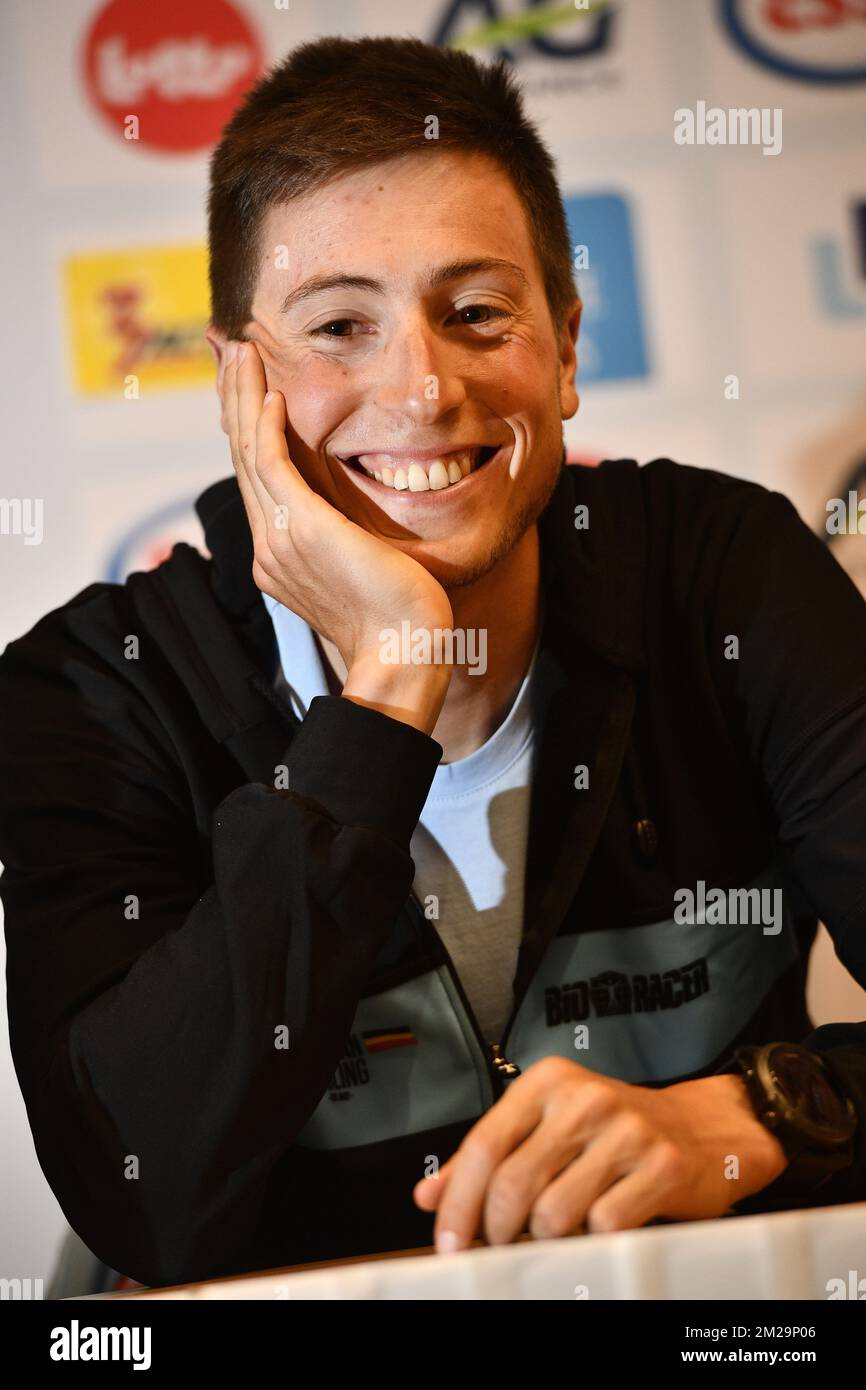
[489,1043,522,1086]
[405,888,522,1103]
[257,685,527,1099]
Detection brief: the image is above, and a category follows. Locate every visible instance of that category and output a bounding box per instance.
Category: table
[75,1201,866,1300]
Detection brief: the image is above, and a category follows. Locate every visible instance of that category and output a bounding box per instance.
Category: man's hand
[223,340,454,733]
[413,1056,789,1250]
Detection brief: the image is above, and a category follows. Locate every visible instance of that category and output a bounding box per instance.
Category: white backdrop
[2,0,866,1286]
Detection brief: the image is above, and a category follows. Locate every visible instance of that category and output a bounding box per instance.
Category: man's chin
[406,546,507,591]
[387,479,561,591]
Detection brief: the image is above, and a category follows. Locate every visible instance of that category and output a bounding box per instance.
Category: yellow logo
[64,243,213,396]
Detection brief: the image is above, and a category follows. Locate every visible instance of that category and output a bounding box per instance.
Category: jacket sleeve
[708,485,866,1209]
[0,607,441,1286]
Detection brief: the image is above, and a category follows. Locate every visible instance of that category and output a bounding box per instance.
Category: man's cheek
[270,363,356,464]
[478,348,547,415]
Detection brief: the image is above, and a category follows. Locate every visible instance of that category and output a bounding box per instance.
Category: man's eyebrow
[279,274,381,313]
[424,258,531,293]
[278,258,530,313]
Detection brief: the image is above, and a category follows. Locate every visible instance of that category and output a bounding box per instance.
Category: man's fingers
[235,340,267,473]
[479,1117,591,1246]
[432,1091,542,1253]
[523,1111,654,1240]
[231,344,281,523]
[224,344,267,535]
[234,342,313,517]
[579,1140,684,1235]
[476,1085,625,1245]
[253,386,311,503]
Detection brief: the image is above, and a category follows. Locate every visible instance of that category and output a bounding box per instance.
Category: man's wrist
[342,654,451,735]
[724,1073,790,1191]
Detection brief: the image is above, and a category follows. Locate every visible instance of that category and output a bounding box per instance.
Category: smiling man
[2,36,866,1290]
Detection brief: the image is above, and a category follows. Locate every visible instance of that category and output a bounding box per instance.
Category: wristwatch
[734,1041,858,1193]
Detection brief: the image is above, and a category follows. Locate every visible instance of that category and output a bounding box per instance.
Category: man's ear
[204,325,231,434]
[558,298,582,422]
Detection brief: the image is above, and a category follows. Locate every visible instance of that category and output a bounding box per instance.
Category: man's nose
[370,312,466,420]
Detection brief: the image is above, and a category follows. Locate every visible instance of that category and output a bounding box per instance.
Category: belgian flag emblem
[362,1026,418,1053]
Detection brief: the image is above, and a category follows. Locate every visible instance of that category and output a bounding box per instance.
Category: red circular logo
[83,0,264,153]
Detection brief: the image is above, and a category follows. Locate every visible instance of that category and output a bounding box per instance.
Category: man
[2,36,866,1290]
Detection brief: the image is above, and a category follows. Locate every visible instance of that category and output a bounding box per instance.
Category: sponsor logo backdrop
[1,0,865,1282]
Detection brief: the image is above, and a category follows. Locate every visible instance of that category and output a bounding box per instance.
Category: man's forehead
[263,148,520,225]
[255,152,539,305]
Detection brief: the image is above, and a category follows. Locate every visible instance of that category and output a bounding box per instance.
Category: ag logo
[720,0,866,85]
[432,0,615,63]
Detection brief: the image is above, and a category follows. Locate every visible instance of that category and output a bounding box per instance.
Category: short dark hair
[207,35,577,339]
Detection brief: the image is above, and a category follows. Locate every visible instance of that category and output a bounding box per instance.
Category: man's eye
[455,304,510,327]
[310,319,359,338]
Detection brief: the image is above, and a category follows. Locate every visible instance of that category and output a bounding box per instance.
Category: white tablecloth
[99,1201,866,1300]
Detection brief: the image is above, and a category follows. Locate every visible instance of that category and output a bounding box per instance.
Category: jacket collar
[194,457,647,677]
[537,456,646,675]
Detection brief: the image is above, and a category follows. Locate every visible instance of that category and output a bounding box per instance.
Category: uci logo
[431,0,616,62]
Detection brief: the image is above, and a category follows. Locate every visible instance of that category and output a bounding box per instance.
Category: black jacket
[2,458,866,1289]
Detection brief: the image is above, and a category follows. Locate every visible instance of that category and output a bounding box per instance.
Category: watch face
[769,1045,851,1132]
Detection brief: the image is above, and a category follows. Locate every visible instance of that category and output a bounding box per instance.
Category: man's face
[217,149,580,588]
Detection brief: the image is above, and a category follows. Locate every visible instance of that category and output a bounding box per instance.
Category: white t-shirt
[262,594,538,1043]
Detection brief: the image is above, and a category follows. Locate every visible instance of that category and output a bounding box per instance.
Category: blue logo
[565,192,649,384]
[811,199,866,320]
[720,0,866,85]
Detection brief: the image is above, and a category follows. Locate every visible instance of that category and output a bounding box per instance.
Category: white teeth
[347,445,499,491]
[408,463,429,492]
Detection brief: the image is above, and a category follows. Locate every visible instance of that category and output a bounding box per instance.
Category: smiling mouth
[335,445,501,492]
